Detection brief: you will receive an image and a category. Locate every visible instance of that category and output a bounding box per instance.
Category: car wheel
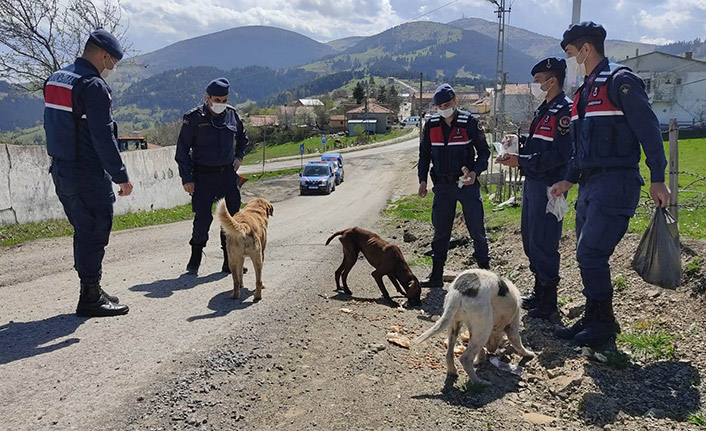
[332,183,336,192]
[325,185,332,195]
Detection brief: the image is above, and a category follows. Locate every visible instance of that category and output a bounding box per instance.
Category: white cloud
[639,36,676,44]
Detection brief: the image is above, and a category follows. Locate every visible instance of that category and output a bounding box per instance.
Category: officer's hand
[460,166,476,186]
[418,181,427,198]
[118,181,133,197]
[498,154,519,168]
[649,182,671,208]
[549,180,574,197]
[183,182,195,196]
[232,157,242,172]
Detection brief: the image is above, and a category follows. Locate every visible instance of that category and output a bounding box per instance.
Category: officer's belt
[193,163,232,173]
[430,173,460,185]
[579,166,637,180]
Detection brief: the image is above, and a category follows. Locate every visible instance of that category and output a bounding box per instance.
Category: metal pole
[261,126,266,176]
[571,0,582,24]
[669,118,679,221]
[419,72,424,142]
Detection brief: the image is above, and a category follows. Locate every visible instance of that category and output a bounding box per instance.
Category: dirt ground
[113,193,705,430]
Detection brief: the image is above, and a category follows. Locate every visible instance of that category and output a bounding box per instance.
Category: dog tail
[215,198,250,237]
[413,289,462,345]
[325,230,346,246]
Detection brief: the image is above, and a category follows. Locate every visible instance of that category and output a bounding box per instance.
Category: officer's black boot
[220,232,230,274]
[76,282,129,317]
[527,280,559,322]
[186,245,203,275]
[420,260,444,288]
[478,260,490,270]
[98,286,120,304]
[521,278,541,311]
[554,298,596,339]
[573,298,620,347]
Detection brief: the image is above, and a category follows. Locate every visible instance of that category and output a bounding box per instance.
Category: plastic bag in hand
[545,187,568,222]
[493,134,519,156]
[631,207,681,289]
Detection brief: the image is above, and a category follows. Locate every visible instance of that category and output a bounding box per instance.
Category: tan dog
[325,227,421,307]
[215,197,274,301]
[413,269,534,384]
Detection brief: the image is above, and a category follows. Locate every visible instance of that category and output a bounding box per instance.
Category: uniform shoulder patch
[183,118,190,125]
[477,120,484,131]
[559,116,571,128]
[620,83,631,95]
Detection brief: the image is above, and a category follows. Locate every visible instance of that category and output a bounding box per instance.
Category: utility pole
[572,0,582,24]
[419,72,424,142]
[669,118,679,221]
[487,0,510,143]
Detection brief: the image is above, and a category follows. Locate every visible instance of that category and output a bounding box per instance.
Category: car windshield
[323,158,341,167]
[303,166,329,176]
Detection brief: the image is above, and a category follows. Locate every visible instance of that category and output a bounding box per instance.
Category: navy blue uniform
[566,59,667,301]
[519,92,573,286]
[418,110,491,265]
[175,103,249,247]
[44,58,128,284]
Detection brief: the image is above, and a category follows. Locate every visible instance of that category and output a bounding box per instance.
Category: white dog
[413,269,535,384]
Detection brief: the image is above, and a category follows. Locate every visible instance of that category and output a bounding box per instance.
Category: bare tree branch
[0,0,129,91]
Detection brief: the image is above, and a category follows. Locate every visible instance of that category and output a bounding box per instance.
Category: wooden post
[668,118,679,221]
[419,73,423,142]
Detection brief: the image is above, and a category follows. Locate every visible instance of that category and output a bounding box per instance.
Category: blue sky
[121,0,706,54]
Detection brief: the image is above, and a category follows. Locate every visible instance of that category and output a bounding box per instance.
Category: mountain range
[2,18,704,135]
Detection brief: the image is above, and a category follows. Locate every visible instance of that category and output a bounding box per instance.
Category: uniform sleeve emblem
[477,121,484,131]
[183,119,189,125]
[620,84,631,95]
[559,116,571,128]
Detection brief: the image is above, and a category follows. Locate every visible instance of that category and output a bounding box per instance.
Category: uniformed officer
[418,84,491,287]
[43,29,131,317]
[498,58,573,322]
[175,78,249,275]
[550,22,671,347]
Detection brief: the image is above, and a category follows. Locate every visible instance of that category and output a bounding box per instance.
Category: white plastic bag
[546,187,568,221]
[493,134,519,156]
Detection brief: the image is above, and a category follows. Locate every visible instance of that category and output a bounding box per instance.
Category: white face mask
[209,101,227,114]
[530,79,553,100]
[101,56,117,79]
[567,46,588,78]
[438,106,455,118]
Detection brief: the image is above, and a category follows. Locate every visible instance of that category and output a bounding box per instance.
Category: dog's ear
[266,202,274,216]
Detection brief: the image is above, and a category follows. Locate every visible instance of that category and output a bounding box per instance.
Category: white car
[401,116,420,126]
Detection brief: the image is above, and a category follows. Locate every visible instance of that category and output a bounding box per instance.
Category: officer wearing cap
[418,83,491,287]
[43,29,131,317]
[499,58,573,322]
[550,22,671,346]
[175,77,249,275]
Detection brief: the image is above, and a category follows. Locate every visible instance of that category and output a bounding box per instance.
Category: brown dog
[215,197,274,301]
[325,227,421,307]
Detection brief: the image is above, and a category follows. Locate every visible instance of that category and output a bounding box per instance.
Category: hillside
[304,21,538,82]
[129,26,336,76]
[0,81,44,133]
[448,17,658,61]
[326,36,366,52]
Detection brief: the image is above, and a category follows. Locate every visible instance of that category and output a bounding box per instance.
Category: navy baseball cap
[531,57,566,80]
[88,29,124,60]
[206,78,229,96]
[433,83,456,106]
[561,21,607,50]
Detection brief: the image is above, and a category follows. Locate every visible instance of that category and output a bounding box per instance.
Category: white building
[622,52,706,127]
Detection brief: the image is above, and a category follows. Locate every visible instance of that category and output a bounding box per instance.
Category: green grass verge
[686,411,706,428]
[242,129,409,165]
[0,168,300,248]
[617,326,677,362]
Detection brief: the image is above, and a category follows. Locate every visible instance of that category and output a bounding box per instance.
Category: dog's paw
[231,289,241,300]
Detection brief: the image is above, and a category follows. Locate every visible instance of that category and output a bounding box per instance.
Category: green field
[242,129,409,165]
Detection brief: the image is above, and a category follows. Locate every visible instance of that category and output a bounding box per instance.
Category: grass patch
[383,195,432,223]
[558,297,571,306]
[0,204,195,248]
[612,273,628,293]
[242,129,410,165]
[408,256,432,267]
[243,167,302,182]
[617,325,677,362]
[685,257,702,275]
[686,411,706,428]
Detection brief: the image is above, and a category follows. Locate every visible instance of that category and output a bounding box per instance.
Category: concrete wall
[0,145,190,226]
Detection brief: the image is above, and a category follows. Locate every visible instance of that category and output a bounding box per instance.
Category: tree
[377,85,387,104]
[352,81,365,104]
[0,0,129,90]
